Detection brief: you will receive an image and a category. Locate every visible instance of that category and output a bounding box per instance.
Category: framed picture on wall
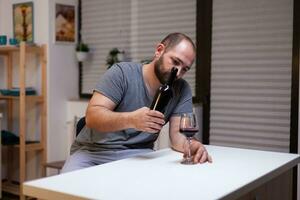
[55,3,76,43]
[13,2,34,43]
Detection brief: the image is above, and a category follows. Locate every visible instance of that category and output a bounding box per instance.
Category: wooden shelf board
[0,52,9,56]
[11,142,44,152]
[0,46,19,52]
[2,181,20,196]
[44,160,65,170]
[0,95,44,102]
[0,45,42,53]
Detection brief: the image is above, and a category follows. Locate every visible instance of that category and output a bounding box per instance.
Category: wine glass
[180,112,198,165]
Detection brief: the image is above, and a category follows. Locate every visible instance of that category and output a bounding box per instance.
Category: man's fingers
[199,151,208,163]
[147,121,163,130]
[146,110,165,125]
[148,110,165,119]
[145,121,164,133]
[145,127,161,133]
[193,147,205,163]
[132,107,166,133]
[193,149,201,163]
[208,155,212,163]
[147,116,164,125]
[188,143,212,164]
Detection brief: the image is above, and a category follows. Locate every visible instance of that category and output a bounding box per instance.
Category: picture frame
[55,3,76,43]
[13,2,34,43]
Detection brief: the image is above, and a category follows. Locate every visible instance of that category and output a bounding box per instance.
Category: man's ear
[155,43,165,57]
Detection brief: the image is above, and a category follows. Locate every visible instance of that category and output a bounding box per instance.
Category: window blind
[209,0,293,152]
[81,0,131,94]
[81,0,196,95]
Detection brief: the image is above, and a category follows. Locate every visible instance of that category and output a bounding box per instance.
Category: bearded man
[62,32,212,173]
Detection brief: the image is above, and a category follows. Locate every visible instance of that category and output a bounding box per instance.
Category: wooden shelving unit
[0,42,47,200]
[0,95,44,102]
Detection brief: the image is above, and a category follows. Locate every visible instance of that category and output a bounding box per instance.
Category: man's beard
[154,55,170,84]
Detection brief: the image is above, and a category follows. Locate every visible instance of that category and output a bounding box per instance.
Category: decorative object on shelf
[9,37,18,45]
[0,87,36,96]
[0,35,7,45]
[55,3,76,43]
[1,130,19,145]
[1,130,38,145]
[106,48,124,69]
[76,42,89,62]
[13,2,34,43]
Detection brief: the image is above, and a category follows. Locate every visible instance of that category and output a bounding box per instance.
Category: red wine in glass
[180,127,198,138]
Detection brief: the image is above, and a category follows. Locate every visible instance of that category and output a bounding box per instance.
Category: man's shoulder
[175,78,190,88]
[115,62,142,70]
[111,62,142,79]
[173,78,191,96]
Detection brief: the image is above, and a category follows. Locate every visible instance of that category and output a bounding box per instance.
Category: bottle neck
[166,67,178,85]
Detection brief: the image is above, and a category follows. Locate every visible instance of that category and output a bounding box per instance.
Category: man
[62,33,212,173]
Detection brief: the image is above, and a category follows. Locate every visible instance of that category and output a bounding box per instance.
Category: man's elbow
[85,116,92,129]
[85,112,106,132]
[85,110,98,129]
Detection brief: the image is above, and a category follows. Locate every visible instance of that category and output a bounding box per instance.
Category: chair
[75,116,86,137]
[44,117,86,174]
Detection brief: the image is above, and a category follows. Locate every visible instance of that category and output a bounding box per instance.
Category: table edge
[220,156,300,200]
[23,183,90,200]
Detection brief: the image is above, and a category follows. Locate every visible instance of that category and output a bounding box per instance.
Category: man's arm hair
[85,92,133,132]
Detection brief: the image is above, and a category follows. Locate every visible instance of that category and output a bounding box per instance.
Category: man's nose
[175,67,183,77]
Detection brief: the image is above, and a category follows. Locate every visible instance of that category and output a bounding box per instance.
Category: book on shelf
[0,87,36,96]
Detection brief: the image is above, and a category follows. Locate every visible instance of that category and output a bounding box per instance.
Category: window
[80,0,196,96]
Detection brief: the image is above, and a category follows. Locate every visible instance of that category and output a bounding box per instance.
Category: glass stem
[187,137,192,161]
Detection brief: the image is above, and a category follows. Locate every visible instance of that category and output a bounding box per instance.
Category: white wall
[47,0,78,165]
[0,0,79,175]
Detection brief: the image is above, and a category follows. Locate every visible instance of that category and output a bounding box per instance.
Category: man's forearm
[85,105,133,132]
[170,132,186,152]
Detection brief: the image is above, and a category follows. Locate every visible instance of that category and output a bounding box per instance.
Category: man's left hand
[183,140,213,164]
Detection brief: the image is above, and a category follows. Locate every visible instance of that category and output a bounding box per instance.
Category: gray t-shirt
[75,62,193,150]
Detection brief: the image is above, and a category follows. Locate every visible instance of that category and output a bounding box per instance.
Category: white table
[23,145,300,200]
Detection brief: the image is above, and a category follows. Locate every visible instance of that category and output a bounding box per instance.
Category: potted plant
[76,42,89,62]
[106,48,124,69]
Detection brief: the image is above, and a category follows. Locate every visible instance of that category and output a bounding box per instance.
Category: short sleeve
[94,64,126,105]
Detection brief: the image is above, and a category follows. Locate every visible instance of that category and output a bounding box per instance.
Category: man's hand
[184,140,213,164]
[130,107,165,133]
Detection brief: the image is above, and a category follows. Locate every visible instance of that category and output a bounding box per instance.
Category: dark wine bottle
[150,67,178,113]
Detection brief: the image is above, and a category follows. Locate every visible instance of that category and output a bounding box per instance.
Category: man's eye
[173,60,180,66]
[183,68,189,72]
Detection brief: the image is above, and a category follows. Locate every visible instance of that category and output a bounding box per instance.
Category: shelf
[2,181,20,196]
[0,42,47,200]
[10,142,44,152]
[0,95,44,102]
[0,45,42,54]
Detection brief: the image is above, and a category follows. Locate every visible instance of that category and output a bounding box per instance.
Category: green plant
[106,48,123,69]
[76,42,89,52]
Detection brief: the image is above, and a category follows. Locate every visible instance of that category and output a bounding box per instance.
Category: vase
[76,52,88,62]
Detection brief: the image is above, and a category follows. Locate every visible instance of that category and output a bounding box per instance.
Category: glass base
[181,158,195,165]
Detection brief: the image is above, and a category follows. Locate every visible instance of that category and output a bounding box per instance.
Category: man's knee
[60,151,93,173]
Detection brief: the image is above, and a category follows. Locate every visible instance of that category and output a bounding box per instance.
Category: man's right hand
[130,107,165,133]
